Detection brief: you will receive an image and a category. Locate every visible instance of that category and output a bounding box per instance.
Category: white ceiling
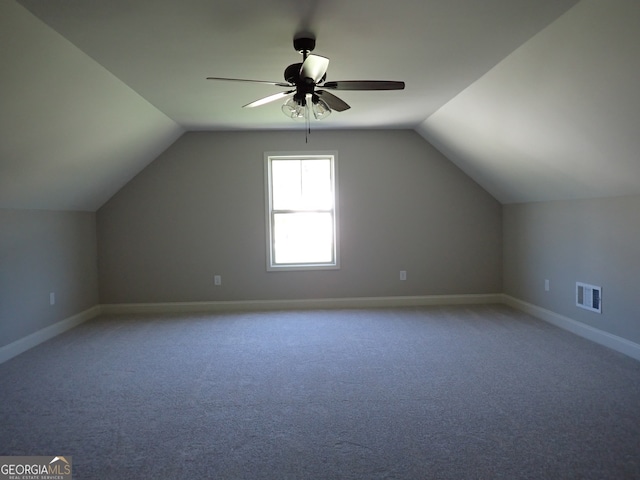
[2,0,639,211]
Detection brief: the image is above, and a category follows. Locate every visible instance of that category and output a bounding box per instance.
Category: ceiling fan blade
[322,80,405,91]
[207,77,292,88]
[243,91,294,108]
[300,55,329,83]
[316,90,350,112]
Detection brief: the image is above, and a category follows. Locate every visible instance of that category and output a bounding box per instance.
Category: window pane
[273,212,334,264]
[301,159,333,210]
[272,158,332,210]
[272,160,301,210]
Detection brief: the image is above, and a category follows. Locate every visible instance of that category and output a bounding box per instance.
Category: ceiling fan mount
[206,35,405,119]
[293,36,316,54]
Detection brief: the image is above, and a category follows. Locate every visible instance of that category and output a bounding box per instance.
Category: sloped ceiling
[3,0,638,211]
[417,0,640,203]
[0,0,183,211]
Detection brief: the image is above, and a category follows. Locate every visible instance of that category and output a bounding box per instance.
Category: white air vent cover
[576,282,602,313]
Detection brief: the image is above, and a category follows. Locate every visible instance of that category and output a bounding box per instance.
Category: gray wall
[98,130,502,303]
[0,209,99,347]
[503,195,640,344]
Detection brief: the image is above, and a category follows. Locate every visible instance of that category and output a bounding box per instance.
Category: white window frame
[264,151,339,271]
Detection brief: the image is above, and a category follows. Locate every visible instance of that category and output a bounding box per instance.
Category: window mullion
[272,209,332,214]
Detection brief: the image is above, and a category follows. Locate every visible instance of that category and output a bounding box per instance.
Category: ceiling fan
[206,36,405,120]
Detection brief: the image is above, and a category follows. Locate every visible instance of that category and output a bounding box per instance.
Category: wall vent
[576,282,602,313]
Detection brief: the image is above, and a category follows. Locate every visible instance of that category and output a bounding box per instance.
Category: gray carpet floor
[1,304,639,479]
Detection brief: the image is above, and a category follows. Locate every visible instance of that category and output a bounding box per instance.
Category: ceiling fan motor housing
[284,61,326,105]
[284,63,303,84]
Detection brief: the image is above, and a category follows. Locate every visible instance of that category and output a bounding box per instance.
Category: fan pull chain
[305,102,310,143]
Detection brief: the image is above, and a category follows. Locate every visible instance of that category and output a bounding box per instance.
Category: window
[265,152,339,271]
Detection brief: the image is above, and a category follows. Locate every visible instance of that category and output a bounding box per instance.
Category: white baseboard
[0,295,500,364]
[103,293,503,315]
[502,294,640,361]
[7,294,637,365]
[100,293,503,315]
[0,306,102,364]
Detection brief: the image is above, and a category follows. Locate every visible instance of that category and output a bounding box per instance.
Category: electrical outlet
[214,275,222,286]
[544,279,550,291]
[49,292,56,306]
[400,271,407,281]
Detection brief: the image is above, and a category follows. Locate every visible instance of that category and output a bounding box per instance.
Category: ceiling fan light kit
[282,94,332,120]
[311,96,331,120]
[282,97,305,119]
[207,36,405,121]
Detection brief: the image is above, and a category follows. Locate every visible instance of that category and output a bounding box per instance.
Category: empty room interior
[1,0,640,478]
